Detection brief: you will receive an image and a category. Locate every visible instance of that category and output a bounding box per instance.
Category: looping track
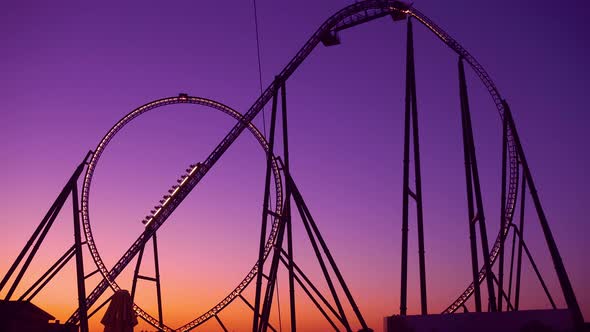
[74,96,283,331]
[70,1,521,330]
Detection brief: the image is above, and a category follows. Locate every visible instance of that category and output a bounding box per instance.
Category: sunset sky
[1,0,589,331]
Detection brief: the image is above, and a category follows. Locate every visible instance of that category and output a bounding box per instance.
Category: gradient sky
[1,1,589,331]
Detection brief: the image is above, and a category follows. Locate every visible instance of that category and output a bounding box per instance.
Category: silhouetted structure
[0,1,586,331]
[0,300,76,332]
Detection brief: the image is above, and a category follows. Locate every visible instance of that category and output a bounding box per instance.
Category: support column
[507,218,518,309]
[129,231,164,328]
[258,79,292,332]
[408,17,428,315]
[2,153,90,300]
[0,153,91,331]
[498,115,508,311]
[400,17,428,316]
[514,172,526,310]
[72,183,89,332]
[130,244,145,302]
[19,245,77,301]
[253,78,280,332]
[458,58,483,312]
[503,100,584,329]
[464,83,497,312]
[153,233,164,327]
[289,175,370,331]
[215,315,229,332]
[399,17,412,317]
[280,80,297,332]
[0,196,63,296]
[400,19,428,315]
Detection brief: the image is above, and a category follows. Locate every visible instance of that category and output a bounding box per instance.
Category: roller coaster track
[408,7,520,314]
[68,1,521,329]
[69,96,283,331]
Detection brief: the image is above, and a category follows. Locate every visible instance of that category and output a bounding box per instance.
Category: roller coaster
[0,1,585,331]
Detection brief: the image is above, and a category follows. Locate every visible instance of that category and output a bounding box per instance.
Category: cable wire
[252,0,267,139]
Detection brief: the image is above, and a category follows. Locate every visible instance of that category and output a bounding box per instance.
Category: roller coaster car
[320,31,341,46]
[179,93,188,100]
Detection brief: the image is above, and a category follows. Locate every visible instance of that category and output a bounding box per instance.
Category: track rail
[180,0,520,326]
[68,96,283,331]
[69,0,522,329]
[407,8,520,314]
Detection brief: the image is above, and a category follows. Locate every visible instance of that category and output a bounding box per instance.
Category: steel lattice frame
[76,96,283,331]
[67,1,524,330]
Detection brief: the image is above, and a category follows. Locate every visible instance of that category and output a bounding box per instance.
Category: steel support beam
[400,18,428,316]
[458,57,482,312]
[491,273,515,311]
[399,17,413,317]
[281,80,297,332]
[458,57,497,312]
[153,233,164,328]
[87,294,113,320]
[3,183,71,300]
[280,249,343,324]
[503,100,584,329]
[215,315,228,332]
[289,178,351,331]
[514,171,526,310]
[129,231,164,329]
[72,183,89,332]
[253,78,280,332]
[131,243,146,302]
[240,295,278,332]
[258,198,288,332]
[399,16,412,317]
[84,269,100,280]
[511,124,557,312]
[0,151,91,326]
[508,224,556,309]
[288,174,371,331]
[278,255,340,331]
[408,18,428,315]
[0,152,87,297]
[497,114,508,311]
[257,78,369,331]
[18,245,76,301]
[507,221,518,309]
[26,253,74,301]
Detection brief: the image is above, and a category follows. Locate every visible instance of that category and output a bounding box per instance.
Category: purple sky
[1,0,589,331]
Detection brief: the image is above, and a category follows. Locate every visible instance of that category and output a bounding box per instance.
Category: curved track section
[70,1,524,328]
[407,8,520,314]
[179,0,520,324]
[72,96,283,331]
